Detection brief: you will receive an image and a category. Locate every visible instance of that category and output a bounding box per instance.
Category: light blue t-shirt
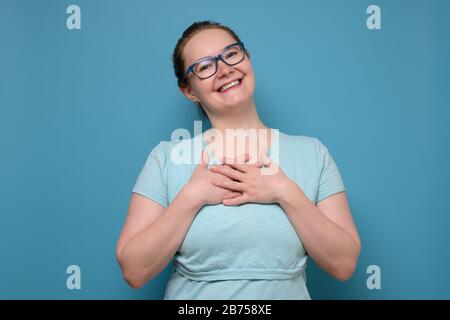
[132,130,346,300]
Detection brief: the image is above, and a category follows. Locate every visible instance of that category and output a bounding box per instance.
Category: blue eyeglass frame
[183,41,245,81]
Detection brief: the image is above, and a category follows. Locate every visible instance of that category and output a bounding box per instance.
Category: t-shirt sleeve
[315,138,346,203]
[132,141,169,208]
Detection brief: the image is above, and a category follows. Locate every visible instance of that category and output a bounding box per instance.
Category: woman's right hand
[183,150,243,206]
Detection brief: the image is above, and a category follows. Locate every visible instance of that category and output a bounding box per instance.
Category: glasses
[184,42,246,81]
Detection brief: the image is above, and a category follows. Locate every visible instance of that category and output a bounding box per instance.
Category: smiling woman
[174,22,257,129]
[115,20,361,300]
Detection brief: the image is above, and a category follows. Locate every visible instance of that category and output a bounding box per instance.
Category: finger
[209,165,244,181]
[237,152,250,163]
[220,156,251,173]
[259,148,271,167]
[212,179,246,192]
[220,154,247,165]
[228,153,262,168]
[259,150,280,175]
[223,191,242,199]
[226,162,250,173]
[246,158,262,168]
[200,149,209,168]
[241,152,265,167]
[223,194,248,206]
[241,153,262,168]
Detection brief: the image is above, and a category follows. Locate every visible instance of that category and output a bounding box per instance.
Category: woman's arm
[116,188,203,289]
[209,152,361,281]
[116,150,242,289]
[278,181,361,281]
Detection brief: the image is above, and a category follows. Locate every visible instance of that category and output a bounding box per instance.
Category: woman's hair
[172,21,249,123]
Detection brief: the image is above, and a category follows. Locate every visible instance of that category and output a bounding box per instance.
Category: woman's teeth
[219,80,240,92]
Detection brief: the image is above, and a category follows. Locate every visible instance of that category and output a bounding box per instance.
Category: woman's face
[181,28,255,113]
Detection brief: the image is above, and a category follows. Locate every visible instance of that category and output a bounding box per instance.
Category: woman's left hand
[208,151,293,206]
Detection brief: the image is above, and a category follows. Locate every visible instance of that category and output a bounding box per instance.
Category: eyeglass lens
[193,44,244,79]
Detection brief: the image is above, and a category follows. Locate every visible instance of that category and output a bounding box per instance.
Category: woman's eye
[226,51,237,59]
[199,64,212,71]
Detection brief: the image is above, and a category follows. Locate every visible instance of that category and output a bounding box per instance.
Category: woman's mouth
[218,78,242,93]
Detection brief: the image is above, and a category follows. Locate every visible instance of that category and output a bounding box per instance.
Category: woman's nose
[216,61,234,78]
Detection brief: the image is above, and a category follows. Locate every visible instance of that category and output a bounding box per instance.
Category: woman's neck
[203,101,274,163]
[208,99,268,133]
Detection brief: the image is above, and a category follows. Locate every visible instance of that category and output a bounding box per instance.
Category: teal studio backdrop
[0,0,449,299]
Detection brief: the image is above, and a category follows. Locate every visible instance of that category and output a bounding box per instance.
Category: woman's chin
[216,92,251,108]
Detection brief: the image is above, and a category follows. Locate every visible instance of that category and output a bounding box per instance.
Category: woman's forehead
[184,29,236,64]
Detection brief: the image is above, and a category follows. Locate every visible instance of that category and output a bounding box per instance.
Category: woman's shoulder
[149,136,195,152]
[279,132,340,169]
[148,134,203,165]
[279,131,322,149]
[278,131,336,163]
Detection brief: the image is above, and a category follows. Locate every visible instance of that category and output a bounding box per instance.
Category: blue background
[1,0,449,299]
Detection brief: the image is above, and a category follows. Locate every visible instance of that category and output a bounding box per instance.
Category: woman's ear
[179,84,199,103]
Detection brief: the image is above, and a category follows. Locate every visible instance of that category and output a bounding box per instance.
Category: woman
[116,21,361,299]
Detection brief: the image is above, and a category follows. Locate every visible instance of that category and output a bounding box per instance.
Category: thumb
[199,149,210,168]
[259,148,271,167]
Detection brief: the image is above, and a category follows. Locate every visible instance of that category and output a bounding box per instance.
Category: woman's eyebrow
[191,43,234,64]
[192,54,215,64]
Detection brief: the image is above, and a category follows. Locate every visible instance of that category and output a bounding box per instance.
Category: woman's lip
[217,78,243,93]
